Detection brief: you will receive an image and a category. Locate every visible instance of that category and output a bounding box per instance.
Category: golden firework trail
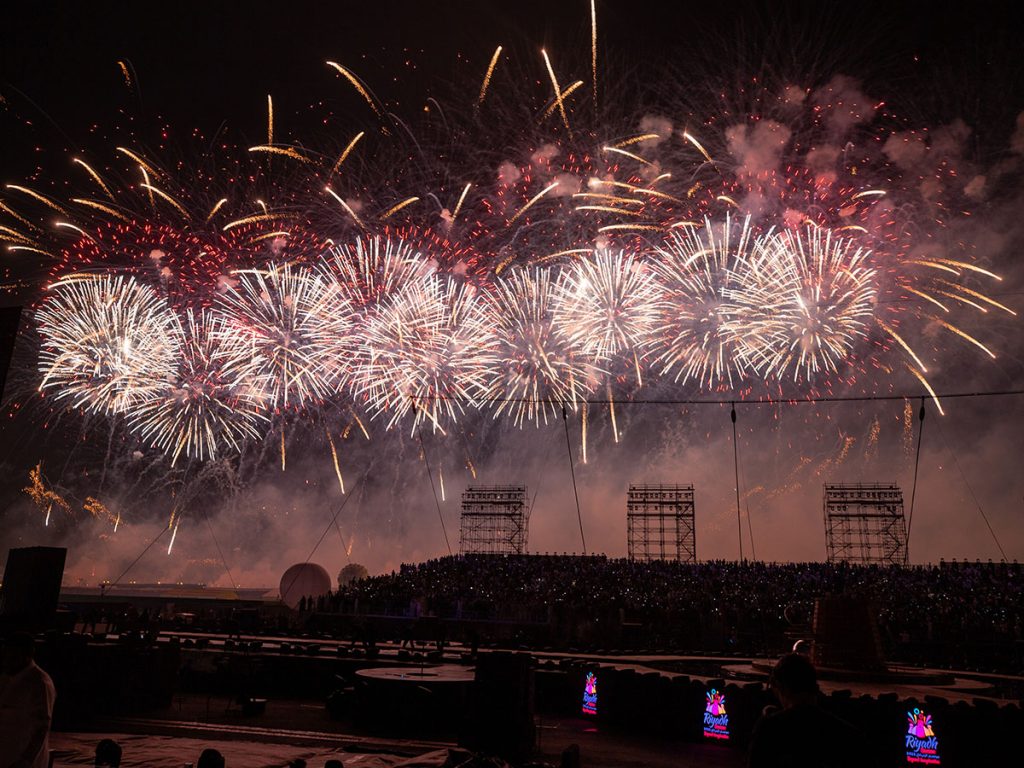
[682,131,714,164]
[116,147,161,179]
[876,318,928,372]
[607,382,619,443]
[167,519,180,555]
[72,198,129,221]
[351,410,371,441]
[541,81,583,120]
[602,146,653,166]
[931,316,996,358]
[5,184,70,215]
[0,200,42,232]
[54,222,95,241]
[326,428,346,494]
[325,186,365,228]
[139,165,155,206]
[478,45,503,105]
[326,61,384,121]
[331,131,365,175]
[611,133,660,149]
[72,158,116,201]
[222,212,290,231]
[590,0,598,106]
[541,49,572,138]
[381,196,419,220]
[452,183,472,223]
[248,145,311,163]
[905,364,945,415]
[117,60,132,87]
[938,280,1016,315]
[267,94,274,145]
[205,198,228,223]
[581,401,588,464]
[139,183,189,218]
[508,181,560,226]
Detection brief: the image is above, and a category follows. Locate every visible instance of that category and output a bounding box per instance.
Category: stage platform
[149,629,1022,706]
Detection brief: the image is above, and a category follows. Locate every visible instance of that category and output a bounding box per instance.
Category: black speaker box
[1,546,67,630]
[460,651,536,761]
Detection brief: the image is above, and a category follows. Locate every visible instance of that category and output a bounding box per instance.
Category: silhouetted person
[325,760,344,768]
[197,748,226,768]
[748,654,874,768]
[94,738,122,767]
[0,632,56,768]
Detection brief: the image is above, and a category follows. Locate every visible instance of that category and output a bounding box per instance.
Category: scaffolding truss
[823,483,908,565]
[459,485,529,555]
[627,484,696,563]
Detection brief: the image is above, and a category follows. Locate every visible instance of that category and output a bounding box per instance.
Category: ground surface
[52,697,744,767]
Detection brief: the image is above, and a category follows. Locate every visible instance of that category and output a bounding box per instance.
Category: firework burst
[552,249,662,381]
[485,268,600,426]
[739,226,878,381]
[36,273,183,414]
[650,215,760,389]
[126,309,270,464]
[356,274,498,432]
[217,263,353,409]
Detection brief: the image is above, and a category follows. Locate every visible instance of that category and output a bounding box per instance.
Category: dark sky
[2,1,1020,170]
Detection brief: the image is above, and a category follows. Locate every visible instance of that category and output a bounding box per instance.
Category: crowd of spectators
[321,556,1023,667]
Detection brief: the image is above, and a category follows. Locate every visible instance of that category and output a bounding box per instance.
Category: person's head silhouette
[94,738,122,767]
[769,653,819,708]
[197,748,226,768]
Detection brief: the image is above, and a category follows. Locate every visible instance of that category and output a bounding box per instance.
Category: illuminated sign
[906,708,940,765]
[703,688,729,740]
[581,672,598,716]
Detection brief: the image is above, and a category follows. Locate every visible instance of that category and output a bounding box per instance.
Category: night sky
[1,1,1022,583]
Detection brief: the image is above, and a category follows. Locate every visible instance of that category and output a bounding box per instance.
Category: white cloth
[0,661,56,768]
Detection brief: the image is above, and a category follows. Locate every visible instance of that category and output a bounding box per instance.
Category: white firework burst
[551,249,661,379]
[36,273,183,414]
[738,226,878,381]
[650,215,759,388]
[126,309,270,464]
[217,262,353,408]
[485,268,601,426]
[356,274,498,432]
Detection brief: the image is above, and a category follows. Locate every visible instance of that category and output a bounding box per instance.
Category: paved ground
[52,692,745,768]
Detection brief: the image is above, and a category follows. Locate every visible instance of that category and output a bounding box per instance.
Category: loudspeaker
[0,546,67,630]
[0,306,22,402]
[461,652,536,761]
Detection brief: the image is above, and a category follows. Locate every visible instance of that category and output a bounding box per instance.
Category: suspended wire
[282,471,364,603]
[932,415,1008,561]
[414,399,452,555]
[745,502,757,562]
[107,463,193,590]
[904,398,926,564]
[107,523,169,590]
[201,507,237,589]
[731,403,743,562]
[562,406,587,554]
[417,387,1024,407]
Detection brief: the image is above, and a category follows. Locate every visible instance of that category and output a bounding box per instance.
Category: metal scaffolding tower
[823,483,908,565]
[627,484,696,562]
[459,485,529,555]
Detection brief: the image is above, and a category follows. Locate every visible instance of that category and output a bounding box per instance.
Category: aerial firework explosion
[1,3,1019,571]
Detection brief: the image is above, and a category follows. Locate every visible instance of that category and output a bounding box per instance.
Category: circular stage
[356,664,475,685]
[354,665,475,736]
